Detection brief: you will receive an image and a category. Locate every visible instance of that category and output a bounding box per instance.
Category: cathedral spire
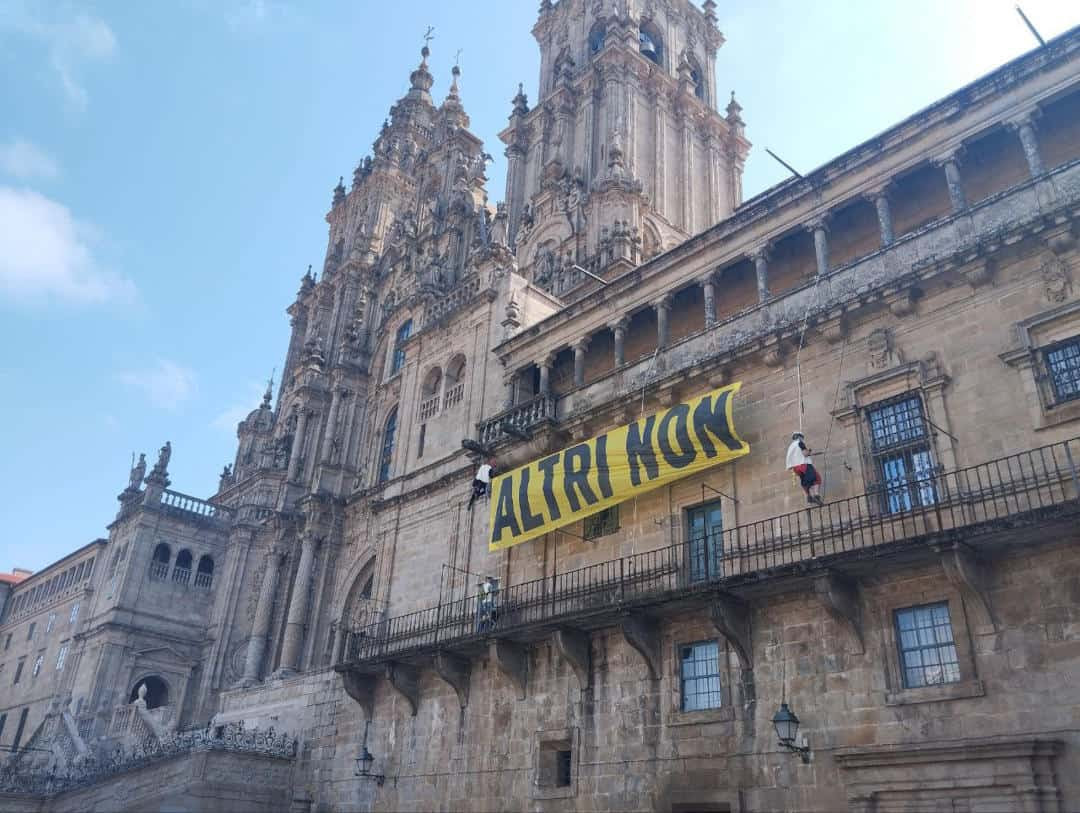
[407,45,435,102]
[440,64,469,128]
[263,370,275,408]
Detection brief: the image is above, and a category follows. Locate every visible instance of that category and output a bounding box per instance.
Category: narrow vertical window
[680,640,723,711]
[685,501,723,583]
[378,407,398,484]
[391,320,412,375]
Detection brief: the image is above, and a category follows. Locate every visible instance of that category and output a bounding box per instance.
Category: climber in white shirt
[786,432,823,506]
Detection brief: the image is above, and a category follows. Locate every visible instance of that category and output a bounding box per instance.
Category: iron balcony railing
[339,437,1080,668]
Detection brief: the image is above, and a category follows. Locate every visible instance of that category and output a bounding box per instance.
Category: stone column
[286,408,310,483]
[808,217,830,276]
[869,185,895,246]
[751,246,770,302]
[611,318,628,367]
[572,338,590,388]
[937,152,967,213]
[239,547,283,685]
[538,356,553,396]
[655,295,672,348]
[320,389,343,463]
[278,533,319,674]
[701,275,717,328]
[1010,114,1045,178]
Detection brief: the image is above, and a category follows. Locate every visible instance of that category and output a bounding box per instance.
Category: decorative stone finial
[703,0,718,25]
[512,83,529,116]
[263,370,275,408]
[332,176,345,206]
[726,91,743,126]
[126,453,146,492]
[409,44,435,96]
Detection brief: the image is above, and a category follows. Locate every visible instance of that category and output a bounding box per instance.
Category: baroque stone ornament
[1041,252,1072,303]
[867,327,901,371]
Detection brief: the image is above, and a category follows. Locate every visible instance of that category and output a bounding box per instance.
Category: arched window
[378,407,398,484]
[391,320,412,375]
[173,549,193,585]
[129,675,169,710]
[444,354,467,408]
[150,543,171,580]
[688,60,705,101]
[195,555,215,589]
[588,22,607,55]
[360,575,374,599]
[639,24,663,65]
[419,367,443,421]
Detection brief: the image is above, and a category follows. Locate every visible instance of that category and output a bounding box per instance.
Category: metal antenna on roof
[1015,5,1046,47]
[765,149,804,180]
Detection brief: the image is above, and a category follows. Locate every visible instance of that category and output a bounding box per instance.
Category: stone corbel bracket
[433,652,472,708]
[552,628,592,689]
[489,639,528,699]
[340,670,376,718]
[936,541,997,632]
[813,571,864,654]
[710,594,756,709]
[620,614,662,680]
[385,662,421,716]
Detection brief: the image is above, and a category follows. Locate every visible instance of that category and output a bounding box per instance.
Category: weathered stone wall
[315,538,1080,812]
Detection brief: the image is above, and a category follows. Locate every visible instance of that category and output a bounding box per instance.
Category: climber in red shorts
[787,431,823,506]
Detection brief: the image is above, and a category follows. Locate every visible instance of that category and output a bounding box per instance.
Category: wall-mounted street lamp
[355,721,385,786]
[772,702,811,763]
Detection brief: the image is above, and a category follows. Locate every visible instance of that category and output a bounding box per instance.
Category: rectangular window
[31,653,44,679]
[4,633,10,651]
[55,644,68,672]
[866,394,936,513]
[1044,337,1080,405]
[13,658,24,685]
[26,622,35,642]
[11,708,28,750]
[390,320,412,376]
[583,505,619,540]
[555,749,572,787]
[70,603,80,624]
[680,640,723,711]
[0,713,6,741]
[895,602,961,688]
[46,612,56,633]
[417,423,426,459]
[685,501,723,583]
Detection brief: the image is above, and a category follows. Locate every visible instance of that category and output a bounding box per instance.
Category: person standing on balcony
[467,456,497,509]
[787,432,823,506]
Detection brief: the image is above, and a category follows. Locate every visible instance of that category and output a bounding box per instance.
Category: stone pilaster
[287,408,311,483]
[701,274,717,327]
[655,295,672,348]
[277,533,319,675]
[238,546,283,686]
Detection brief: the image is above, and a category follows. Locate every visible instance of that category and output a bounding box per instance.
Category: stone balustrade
[477,394,557,447]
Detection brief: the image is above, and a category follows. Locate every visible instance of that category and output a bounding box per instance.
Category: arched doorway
[130,675,169,709]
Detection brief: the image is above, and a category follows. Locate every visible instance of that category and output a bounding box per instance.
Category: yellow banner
[488,382,749,550]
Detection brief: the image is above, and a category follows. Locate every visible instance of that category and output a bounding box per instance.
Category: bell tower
[501,0,750,300]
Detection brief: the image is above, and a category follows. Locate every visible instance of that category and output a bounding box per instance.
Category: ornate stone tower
[501,0,750,300]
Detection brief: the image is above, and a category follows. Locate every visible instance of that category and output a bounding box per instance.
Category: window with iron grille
[680,640,723,711]
[895,602,961,689]
[582,505,619,540]
[866,394,936,513]
[1044,337,1080,406]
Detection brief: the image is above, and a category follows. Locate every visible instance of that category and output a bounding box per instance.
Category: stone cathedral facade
[2,2,1080,811]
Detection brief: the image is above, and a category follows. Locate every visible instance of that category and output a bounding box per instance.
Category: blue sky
[1,0,1076,573]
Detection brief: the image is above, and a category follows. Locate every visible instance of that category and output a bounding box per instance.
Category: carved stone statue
[155,442,171,474]
[128,453,146,490]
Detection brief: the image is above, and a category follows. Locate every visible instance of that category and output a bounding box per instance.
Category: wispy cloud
[1,5,116,110]
[0,139,60,181]
[224,0,301,32]
[212,379,267,433]
[119,360,197,411]
[0,186,136,305]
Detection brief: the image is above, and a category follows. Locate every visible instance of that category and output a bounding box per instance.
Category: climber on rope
[467,456,497,509]
[787,431,824,506]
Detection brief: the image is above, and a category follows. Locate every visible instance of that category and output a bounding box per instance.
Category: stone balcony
[336,437,1080,710]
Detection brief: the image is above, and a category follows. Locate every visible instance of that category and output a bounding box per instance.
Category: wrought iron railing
[0,721,297,798]
[340,437,1080,667]
[476,394,557,446]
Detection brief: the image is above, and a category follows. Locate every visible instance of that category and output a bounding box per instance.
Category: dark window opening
[866,394,936,513]
[556,749,572,787]
[379,407,398,484]
[418,423,426,459]
[583,505,619,539]
[11,708,28,751]
[391,319,413,375]
[538,739,574,789]
[196,555,215,589]
[639,27,662,65]
[1044,337,1080,405]
[173,549,193,585]
[13,658,24,685]
[895,602,960,688]
[588,24,606,54]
